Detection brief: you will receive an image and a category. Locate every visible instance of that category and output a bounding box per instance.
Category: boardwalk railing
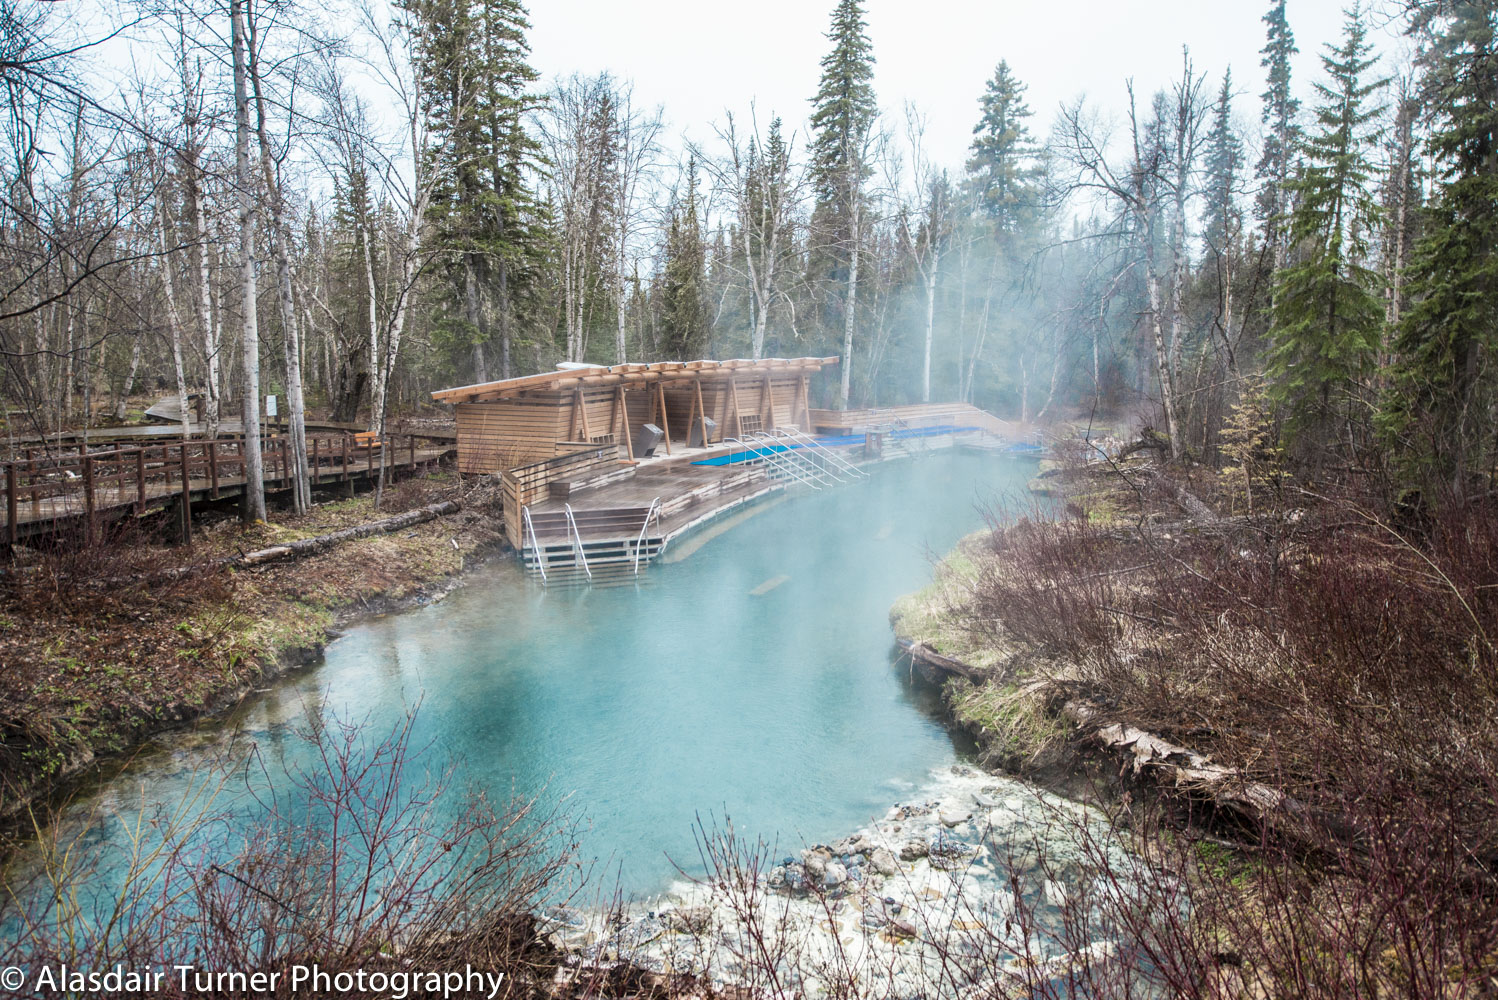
[499,445,623,545]
[807,403,1019,438]
[2,431,449,544]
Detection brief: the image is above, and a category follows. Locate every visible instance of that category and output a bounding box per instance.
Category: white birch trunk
[249,37,309,513]
[231,0,265,522]
[157,198,193,439]
[841,186,860,407]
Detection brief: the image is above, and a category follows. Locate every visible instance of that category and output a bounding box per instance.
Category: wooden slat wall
[500,445,624,546]
[456,399,570,473]
[459,371,814,473]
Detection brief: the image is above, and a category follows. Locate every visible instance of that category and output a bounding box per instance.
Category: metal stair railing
[724,436,825,490]
[521,504,546,585]
[562,503,592,582]
[746,430,843,486]
[633,497,661,575]
[771,427,866,479]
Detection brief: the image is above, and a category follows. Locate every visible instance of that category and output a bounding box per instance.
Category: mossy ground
[889,531,1008,673]
[0,471,502,819]
[890,531,1068,773]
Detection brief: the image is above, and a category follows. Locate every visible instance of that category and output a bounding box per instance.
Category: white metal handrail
[562,503,592,582]
[774,427,867,478]
[747,430,841,485]
[521,504,546,585]
[758,429,848,482]
[633,496,661,575]
[728,435,824,489]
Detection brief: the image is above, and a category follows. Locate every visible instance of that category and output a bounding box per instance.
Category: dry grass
[0,471,503,820]
[932,462,1498,996]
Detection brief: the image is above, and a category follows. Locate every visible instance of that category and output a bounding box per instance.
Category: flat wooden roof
[432,357,839,404]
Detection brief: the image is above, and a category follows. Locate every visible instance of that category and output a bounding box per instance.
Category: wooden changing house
[432,357,838,476]
[430,358,839,578]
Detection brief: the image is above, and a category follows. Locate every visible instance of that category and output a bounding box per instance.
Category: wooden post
[279,436,290,487]
[730,377,744,439]
[208,441,219,498]
[135,448,146,514]
[657,383,672,455]
[342,434,350,481]
[6,463,16,546]
[618,387,634,461]
[409,434,416,470]
[693,378,708,445]
[573,389,592,441]
[312,436,320,485]
[179,444,192,543]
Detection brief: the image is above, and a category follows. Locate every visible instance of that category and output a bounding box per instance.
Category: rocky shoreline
[543,766,1128,996]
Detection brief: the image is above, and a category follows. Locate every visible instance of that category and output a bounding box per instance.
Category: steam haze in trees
[13,0,1496,504]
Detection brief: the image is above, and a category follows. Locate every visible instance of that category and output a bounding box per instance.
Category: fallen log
[896,637,983,680]
[78,500,466,587]
[896,634,1314,836]
[232,500,462,568]
[1058,698,1298,825]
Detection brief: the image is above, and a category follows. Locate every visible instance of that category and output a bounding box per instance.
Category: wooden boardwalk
[3,432,454,543]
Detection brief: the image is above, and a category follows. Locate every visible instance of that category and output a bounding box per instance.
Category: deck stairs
[872,414,930,461]
[520,501,663,586]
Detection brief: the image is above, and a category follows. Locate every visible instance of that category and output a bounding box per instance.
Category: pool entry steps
[431,360,1032,586]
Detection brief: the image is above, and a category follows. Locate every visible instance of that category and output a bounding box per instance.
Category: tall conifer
[1382,2,1498,492]
[1266,6,1385,451]
[808,0,876,405]
[1256,0,1300,260]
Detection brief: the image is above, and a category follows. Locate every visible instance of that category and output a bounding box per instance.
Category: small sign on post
[266,394,278,418]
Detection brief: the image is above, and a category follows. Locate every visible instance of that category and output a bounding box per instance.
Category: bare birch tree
[230,0,265,522]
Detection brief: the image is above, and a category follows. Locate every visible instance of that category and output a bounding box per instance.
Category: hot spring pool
[39,450,1037,900]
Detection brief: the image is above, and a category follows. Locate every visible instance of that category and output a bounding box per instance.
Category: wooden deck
[808,402,1022,439]
[2,433,454,543]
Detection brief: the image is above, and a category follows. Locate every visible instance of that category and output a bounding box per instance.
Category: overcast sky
[527,0,1410,172]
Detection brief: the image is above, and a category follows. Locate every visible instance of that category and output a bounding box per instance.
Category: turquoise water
[40,451,1036,899]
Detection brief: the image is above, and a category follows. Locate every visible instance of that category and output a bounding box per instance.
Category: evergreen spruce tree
[808,0,877,405]
[402,0,543,380]
[1202,70,1244,356]
[964,61,1039,233]
[961,60,1043,414]
[659,158,709,359]
[1255,0,1300,260]
[1266,5,1385,452]
[1202,70,1244,263]
[1382,2,1498,493]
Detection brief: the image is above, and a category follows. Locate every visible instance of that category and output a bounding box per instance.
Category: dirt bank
[0,471,506,824]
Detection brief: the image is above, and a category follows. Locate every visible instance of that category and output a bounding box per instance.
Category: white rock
[939,807,971,828]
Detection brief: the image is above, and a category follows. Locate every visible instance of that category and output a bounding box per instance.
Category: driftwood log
[896,637,983,680]
[1058,698,1298,826]
[79,500,466,587]
[232,500,462,568]
[896,635,1312,835]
